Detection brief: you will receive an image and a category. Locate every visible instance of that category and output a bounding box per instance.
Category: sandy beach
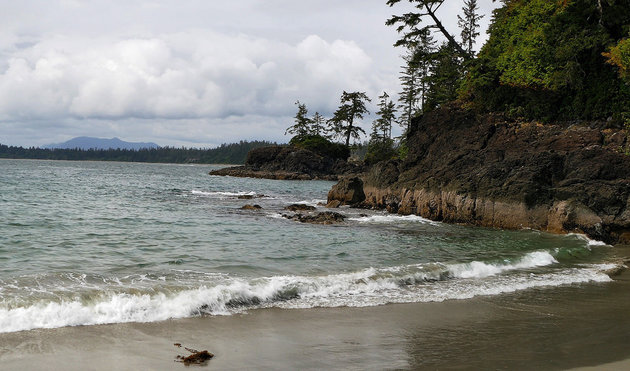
[1,266,630,370]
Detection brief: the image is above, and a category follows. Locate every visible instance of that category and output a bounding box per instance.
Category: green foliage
[364,137,397,165]
[0,141,276,164]
[604,37,630,82]
[397,29,435,131]
[373,92,397,139]
[386,0,471,59]
[285,101,311,139]
[310,112,329,137]
[463,0,630,120]
[328,91,371,147]
[366,92,398,165]
[458,0,484,55]
[289,134,350,160]
[424,43,464,111]
[397,139,409,160]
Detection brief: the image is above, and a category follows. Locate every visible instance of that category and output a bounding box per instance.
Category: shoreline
[2,267,630,370]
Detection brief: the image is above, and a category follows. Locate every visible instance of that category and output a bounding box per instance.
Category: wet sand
[2,269,630,370]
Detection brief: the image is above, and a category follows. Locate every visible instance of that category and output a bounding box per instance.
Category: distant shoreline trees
[0,140,276,164]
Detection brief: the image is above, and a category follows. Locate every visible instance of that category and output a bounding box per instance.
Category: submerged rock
[285,204,316,211]
[241,204,262,210]
[283,211,346,225]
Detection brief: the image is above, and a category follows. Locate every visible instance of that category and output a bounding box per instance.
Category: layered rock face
[210,146,359,180]
[351,106,630,244]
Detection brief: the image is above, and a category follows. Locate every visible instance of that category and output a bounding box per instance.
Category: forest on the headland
[0,140,277,164]
[285,0,630,164]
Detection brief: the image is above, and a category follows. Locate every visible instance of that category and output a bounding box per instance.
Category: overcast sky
[1,0,499,148]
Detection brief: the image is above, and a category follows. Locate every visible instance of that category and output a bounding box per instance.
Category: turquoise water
[0,159,618,333]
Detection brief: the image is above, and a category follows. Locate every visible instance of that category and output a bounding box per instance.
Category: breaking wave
[349,214,440,225]
[0,251,614,333]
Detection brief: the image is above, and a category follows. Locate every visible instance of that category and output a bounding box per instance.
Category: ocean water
[0,159,619,333]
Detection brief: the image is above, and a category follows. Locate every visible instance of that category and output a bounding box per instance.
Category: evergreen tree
[373,92,397,139]
[424,43,463,111]
[285,101,311,139]
[398,52,420,134]
[366,92,398,165]
[328,91,371,147]
[386,0,471,59]
[310,112,328,137]
[397,28,436,133]
[458,0,484,55]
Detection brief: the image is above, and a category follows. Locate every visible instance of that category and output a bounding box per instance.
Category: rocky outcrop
[283,211,346,224]
[285,204,317,211]
[241,204,262,210]
[326,177,365,207]
[347,105,630,244]
[210,146,361,180]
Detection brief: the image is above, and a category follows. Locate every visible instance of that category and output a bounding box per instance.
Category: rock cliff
[340,105,630,244]
[210,146,360,180]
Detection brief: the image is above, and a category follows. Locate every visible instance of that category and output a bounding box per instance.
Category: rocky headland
[210,145,361,180]
[327,105,630,244]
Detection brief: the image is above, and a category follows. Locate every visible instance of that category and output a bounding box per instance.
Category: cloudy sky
[1,0,499,148]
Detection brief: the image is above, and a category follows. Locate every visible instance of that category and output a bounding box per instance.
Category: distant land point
[44,136,160,150]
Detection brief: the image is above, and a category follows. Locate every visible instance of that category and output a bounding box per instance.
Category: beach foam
[191,190,257,198]
[0,251,613,333]
[349,214,440,225]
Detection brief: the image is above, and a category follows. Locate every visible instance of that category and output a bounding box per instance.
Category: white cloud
[0,1,500,147]
[0,32,382,122]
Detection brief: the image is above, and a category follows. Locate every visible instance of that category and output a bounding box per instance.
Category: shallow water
[0,159,620,333]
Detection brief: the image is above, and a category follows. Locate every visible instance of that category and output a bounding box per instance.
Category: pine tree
[397,28,435,133]
[387,0,470,59]
[424,42,463,111]
[328,91,371,147]
[458,0,484,55]
[285,101,311,139]
[310,112,328,137]
[373,92,397,140]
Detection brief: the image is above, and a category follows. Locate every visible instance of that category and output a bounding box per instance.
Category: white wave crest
[567,233,609,246]
[349,214,439,225]
[449,251,558,279]
[0,253,613,333]
[191,190,257,198]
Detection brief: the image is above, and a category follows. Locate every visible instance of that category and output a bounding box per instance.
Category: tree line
[287,0,630,164]
[388,0,630,121]
[285,0,487,164]
[0,140,276,164]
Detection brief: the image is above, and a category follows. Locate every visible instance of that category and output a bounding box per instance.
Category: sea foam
[349,214,439,225]
[0,251,613,333]
[191,190,257,198]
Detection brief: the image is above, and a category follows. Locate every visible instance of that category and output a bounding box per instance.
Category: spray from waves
[567,233,609,246]
[191,190,258,198]
[293,199,327,207]
[349,214,440,225]
[0,251,615,334]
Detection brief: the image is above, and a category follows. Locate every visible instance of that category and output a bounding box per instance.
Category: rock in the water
[356,104,630,244]
[325,200,342,208]
[209,145,362,180]
[327,177,365,206]
[241,204,262,210]
[285,204,316,211]
[283,211,346,224]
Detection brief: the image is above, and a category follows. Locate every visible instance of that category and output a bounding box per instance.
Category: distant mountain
[44,137,160,150]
